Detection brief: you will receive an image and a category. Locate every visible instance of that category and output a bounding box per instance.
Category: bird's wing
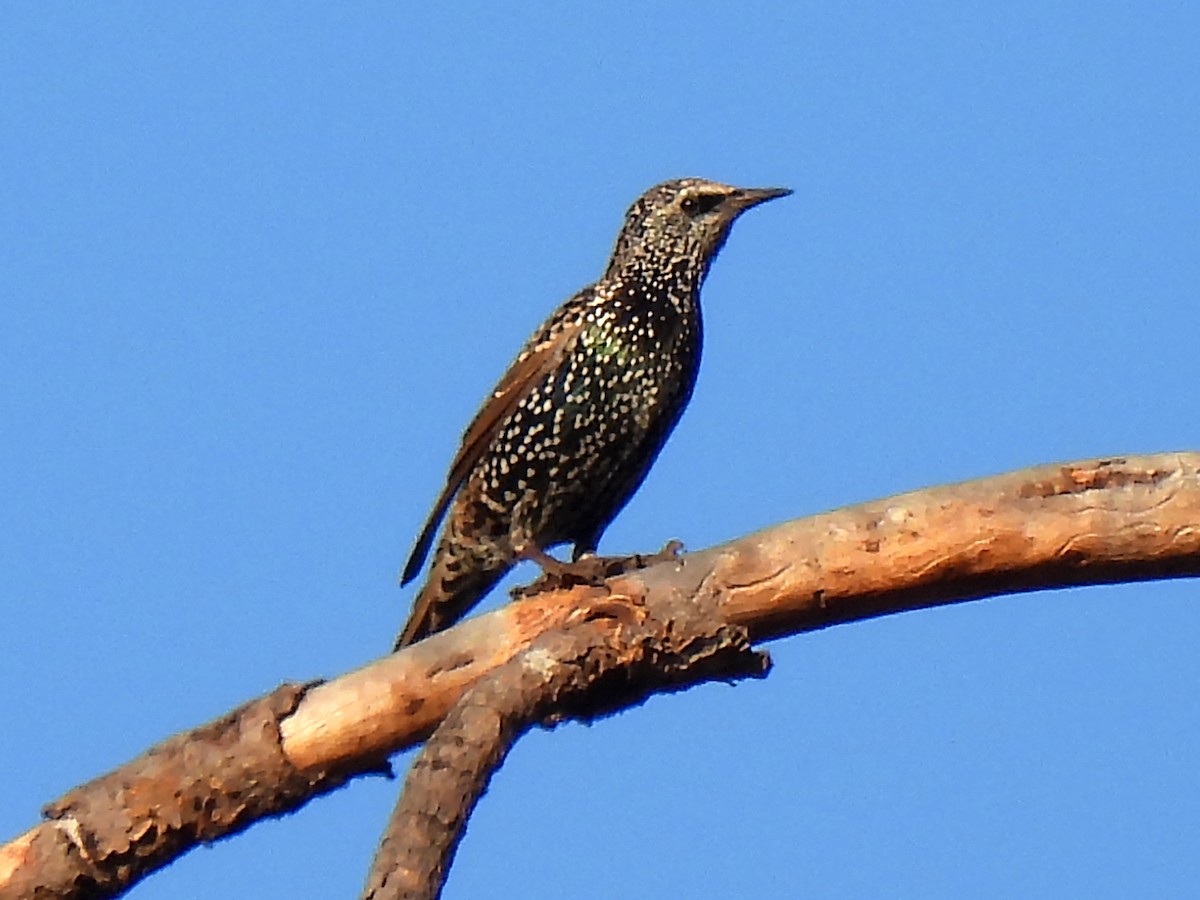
[400,310,587,585]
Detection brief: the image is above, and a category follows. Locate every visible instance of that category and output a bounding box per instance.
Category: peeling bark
[363,591,768,900]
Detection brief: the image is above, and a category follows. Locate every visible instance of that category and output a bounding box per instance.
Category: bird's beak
[730,186,792,211]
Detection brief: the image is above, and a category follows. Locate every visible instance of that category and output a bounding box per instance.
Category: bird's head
[606,178,791,284]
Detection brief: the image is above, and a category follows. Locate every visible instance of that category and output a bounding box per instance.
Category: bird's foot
[513,541,572,577]
[628,538,685,569]
[511,543,613,598]
[510,539,685,600]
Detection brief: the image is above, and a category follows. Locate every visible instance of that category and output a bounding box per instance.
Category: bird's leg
[518,541,611,583]
[514,541,571,577]
[511,540,614,599]
[511,539,686,601]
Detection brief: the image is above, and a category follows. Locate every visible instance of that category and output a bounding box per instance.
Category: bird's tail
[394,554,509,650]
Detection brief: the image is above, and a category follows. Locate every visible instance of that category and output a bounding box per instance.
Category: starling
[396,178,790,649]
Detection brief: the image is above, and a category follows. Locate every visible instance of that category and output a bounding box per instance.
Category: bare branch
[0,686,385,899]
[362,594,767,899]
[683,452,1200,639]
[3,453,1198,898]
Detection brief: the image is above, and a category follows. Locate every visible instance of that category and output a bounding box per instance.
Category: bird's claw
[510,539,686,600]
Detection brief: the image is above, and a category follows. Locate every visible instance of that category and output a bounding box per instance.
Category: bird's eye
[680,193,723,217]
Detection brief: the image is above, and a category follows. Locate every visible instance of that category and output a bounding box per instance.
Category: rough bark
[362,591,767,900]
[0,686,385,899]
[2,453,1198,899]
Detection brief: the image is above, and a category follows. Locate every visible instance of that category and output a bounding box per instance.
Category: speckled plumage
[396,178,790,648]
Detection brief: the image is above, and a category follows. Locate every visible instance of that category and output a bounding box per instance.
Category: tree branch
[3,453,1198,898]
[362,592,767,900]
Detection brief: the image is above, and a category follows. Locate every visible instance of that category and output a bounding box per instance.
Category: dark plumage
[396,178,790,648]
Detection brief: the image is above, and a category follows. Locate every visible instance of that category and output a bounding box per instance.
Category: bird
[395,178,790,649]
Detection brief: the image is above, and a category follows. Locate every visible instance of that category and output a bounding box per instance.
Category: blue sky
[2,4,1198,897]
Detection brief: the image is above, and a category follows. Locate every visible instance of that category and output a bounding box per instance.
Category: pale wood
[280,453,1200,771]
[5,453,1199,899]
